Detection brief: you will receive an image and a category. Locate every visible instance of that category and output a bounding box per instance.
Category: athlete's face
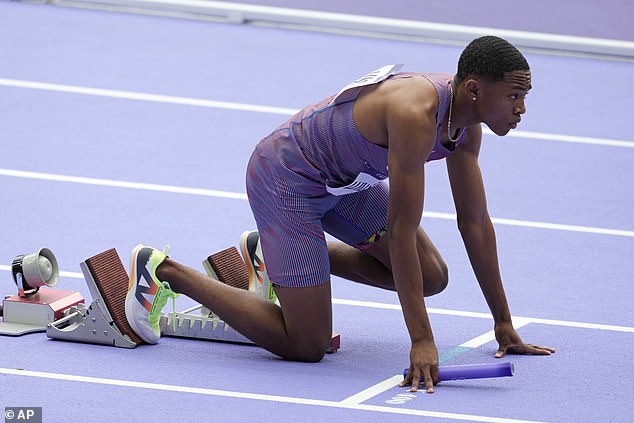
[477,70,532,136]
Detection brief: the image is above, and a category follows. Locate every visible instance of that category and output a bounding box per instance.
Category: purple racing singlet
[245,66,466,287]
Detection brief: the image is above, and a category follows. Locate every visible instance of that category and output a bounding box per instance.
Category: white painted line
[487,128,634,149]
[423,211,634,238]
[1,265,631,333]
[488,217,634,238]
[0,264,84,279]
[0,368,546,423]
[459,330,498,349]
[1,168,632,238]
[339,375,403,406]
[460,318,531,348]
[59,270,83,279]
[332,299,634,333]
[331,298,402,311]
[0,168,248,200]
[522,317,634,333]
[1,77,633,149]
[0,78,298,116]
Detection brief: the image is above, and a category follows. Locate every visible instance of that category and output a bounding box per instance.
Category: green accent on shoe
[147,246,179,335]
[148,281,179,334]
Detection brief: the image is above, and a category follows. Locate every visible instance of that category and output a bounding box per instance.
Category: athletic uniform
[245,66,467,288]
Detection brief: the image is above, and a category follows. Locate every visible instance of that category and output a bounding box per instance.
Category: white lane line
[0,368,546,423]
[458,330,501,349]
[488,217,634,238]
[424,211,634,238]
[0,265,84,280]
[331,299,634,333]
[0,168,248,200]
[521,317,634,332]
[2,168,633,238]
[1,77,633,148]
[339,375,403,406]
[0,78,298,116]
[0,267,631,333]
[487,128,634,149]
[459,318,531,348]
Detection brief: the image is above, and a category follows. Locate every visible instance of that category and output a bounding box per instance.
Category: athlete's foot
[124,244,179,344]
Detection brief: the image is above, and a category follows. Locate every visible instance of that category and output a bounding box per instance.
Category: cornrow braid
[455,36,529,84]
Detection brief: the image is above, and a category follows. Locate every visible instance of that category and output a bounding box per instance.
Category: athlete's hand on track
[399,340,439,393]
[494,321,556,358]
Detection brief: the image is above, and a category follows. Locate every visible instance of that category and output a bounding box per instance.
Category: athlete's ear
[464,79,479,101]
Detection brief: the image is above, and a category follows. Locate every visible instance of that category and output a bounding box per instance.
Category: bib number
[330,64,403,104]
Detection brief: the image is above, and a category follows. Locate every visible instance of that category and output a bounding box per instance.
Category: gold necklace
[448,83,463,143]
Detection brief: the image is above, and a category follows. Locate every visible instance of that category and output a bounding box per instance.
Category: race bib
[326,171,385,196]
[330,64,403,105]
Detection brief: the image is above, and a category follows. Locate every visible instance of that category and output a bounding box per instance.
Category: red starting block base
[327,332,341,353]
[0,288,85,336]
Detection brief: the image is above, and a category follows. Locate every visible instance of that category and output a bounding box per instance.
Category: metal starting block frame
[160,304,252,344]
[46,260,137,348]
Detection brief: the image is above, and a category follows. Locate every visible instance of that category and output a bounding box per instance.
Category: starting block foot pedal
[203,247,249,291]
[46,248,142,348]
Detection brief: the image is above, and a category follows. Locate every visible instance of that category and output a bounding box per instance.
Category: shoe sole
[124,244,156,344]
[239,231,258,292]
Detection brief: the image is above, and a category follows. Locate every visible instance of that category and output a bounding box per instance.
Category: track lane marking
[1,77,632,148]
[1,267,630,333]
[1,168,632,238]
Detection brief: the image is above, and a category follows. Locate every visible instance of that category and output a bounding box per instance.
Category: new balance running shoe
[125,244,178,344]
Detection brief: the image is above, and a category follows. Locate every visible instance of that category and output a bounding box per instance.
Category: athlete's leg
[324,183,447,296]
[328,227,448,296]
[327,239,393,290]
[157,260,332,362]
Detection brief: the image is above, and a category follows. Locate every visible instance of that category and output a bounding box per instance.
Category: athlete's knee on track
[285,333,330,363]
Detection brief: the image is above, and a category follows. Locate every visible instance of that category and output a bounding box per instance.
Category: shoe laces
[148,281,179,331]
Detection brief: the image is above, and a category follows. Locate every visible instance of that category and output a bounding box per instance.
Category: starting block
[46,248,142,348]
[45,247,340,353]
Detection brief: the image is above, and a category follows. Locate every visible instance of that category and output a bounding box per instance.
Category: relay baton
[403,362,514,384]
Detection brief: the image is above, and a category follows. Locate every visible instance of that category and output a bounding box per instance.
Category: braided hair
[455,36,529,84]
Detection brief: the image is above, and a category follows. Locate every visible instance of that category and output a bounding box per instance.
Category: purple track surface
[1,3,633,423]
